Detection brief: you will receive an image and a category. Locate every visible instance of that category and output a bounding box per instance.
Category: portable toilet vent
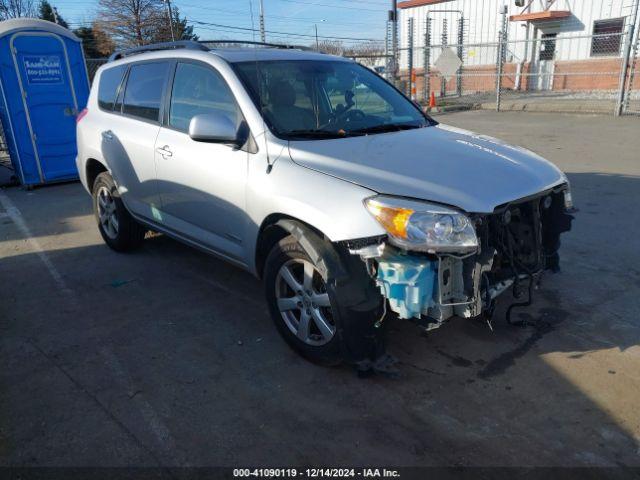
[0,18,89,186]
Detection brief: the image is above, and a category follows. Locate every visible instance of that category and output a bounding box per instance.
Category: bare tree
[316,40,344,56]
[344,41,385,67]
[0,0,36,19]
[97,0,166,48]
[88,21,116,56]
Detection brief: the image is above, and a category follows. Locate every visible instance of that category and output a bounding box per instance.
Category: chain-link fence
[398,30,639,115]
[343,54,393,80]
[623,25,640,115]
[86,58,108,83]
[393,8,640,117]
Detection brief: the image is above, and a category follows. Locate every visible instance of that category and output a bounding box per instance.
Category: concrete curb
[480,101,617,115]
[422,100,624,116]
[423,104,476,114]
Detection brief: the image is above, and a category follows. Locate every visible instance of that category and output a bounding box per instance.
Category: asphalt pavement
[1,111,639,468]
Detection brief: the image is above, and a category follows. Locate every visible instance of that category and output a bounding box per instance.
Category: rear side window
[98,65,126,111]
[169,62,240,132]
[122,62,170,122]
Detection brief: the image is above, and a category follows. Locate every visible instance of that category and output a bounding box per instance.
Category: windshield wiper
[286,129,361,139]
[349,123,424,135]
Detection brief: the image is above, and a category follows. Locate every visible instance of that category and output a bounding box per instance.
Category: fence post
[456,17,464,97]
[623,19,640,113]
[495,6,508,112]
[616,0,639,116]
[441,18,448,98]
[391,0,399,88]
[423,17,431,103]
[408,17,415,99]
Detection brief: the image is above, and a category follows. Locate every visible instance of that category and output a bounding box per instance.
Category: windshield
[233,60,435,140]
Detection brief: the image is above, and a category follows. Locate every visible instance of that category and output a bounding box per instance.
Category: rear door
[11,32,78,182]
[153,60,249,260]
[100,61,171,218]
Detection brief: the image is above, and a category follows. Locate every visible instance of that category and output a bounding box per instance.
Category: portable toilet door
[0,18,89,186]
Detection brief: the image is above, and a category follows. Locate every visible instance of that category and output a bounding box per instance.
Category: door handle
[101,130,114,141]
[156,145,173,158]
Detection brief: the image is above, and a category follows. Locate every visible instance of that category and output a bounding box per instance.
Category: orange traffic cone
[429,91,436,109]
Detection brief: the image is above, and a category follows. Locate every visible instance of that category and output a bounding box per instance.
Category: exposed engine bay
[346,184,574,330]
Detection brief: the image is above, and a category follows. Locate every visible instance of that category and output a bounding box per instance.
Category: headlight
[364,195,478,253]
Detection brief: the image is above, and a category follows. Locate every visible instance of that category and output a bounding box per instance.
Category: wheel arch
[85,158,109,193]
[254,214,331,279]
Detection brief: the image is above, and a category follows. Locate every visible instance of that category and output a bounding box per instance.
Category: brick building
[398,0,640,95]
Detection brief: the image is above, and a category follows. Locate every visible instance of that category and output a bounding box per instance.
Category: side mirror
[189,113,238,144]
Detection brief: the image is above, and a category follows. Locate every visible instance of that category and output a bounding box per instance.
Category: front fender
[244,155,386,274]
[250,156,385,239]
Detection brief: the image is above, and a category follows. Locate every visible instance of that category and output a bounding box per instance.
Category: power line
[66,19,382,45]
[190,19,383,42]
[275,0,388,12]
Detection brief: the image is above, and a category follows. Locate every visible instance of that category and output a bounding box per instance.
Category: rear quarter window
[122,62,171,122]
[97,65,126,111]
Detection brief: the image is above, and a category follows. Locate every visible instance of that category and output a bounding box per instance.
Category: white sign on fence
[434,48,462,78]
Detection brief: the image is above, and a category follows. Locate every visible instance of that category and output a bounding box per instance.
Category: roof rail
[199,40,313,51]
[108,40,208,62]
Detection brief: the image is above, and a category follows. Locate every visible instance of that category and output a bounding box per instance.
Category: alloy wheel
[97,185,119,240]
[275,259,336,346]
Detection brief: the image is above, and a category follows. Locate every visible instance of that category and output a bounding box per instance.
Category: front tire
[92,172,145,252]
[265,237,342,365]
[264,224,386,367]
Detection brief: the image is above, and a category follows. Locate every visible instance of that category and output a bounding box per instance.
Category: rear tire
[92,172,145,252]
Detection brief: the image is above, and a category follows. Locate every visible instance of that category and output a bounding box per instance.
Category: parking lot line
[0,189,74,299]
[0,188,179,464]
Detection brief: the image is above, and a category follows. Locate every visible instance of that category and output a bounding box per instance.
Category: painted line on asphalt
[100,347,179,457]
[0,189,75,298]
[0,189,179,461]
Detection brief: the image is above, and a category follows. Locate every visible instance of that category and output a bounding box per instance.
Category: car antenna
[247,0,273,174]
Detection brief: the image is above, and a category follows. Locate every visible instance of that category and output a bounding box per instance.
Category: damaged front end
[346,184,574,330]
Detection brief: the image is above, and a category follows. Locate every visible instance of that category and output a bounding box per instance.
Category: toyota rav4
[76,41,574,368]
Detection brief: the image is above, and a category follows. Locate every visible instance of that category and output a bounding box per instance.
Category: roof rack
[199,40,312,51]
[108,39,313,62]
[108,40,207,62]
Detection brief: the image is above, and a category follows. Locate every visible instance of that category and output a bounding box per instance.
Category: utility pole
[391,0,398,84]
[315,24,319,50]
[259,0,266,43]
[165,0,175,42]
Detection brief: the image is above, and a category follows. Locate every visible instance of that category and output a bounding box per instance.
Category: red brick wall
[552,58,623,90]
[399,57,638,97]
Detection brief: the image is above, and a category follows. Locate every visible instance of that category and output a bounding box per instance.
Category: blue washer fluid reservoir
[376,250,438,320]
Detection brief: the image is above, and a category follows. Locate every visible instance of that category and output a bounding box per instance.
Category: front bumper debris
[347,185,574,330]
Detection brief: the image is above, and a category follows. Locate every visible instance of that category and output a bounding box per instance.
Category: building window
[591,18,624,57]
[540,33,557,61]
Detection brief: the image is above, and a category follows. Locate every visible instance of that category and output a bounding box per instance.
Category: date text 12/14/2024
[233,468,401,478]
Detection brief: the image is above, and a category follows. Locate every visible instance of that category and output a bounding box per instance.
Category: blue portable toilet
[0,18,89,186]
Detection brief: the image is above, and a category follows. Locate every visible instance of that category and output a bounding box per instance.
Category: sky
[55,0,392,48]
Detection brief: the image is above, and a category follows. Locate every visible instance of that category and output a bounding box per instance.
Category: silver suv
[76,41,574,368]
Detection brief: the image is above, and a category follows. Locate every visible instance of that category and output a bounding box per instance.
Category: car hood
[287,124,566,213]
